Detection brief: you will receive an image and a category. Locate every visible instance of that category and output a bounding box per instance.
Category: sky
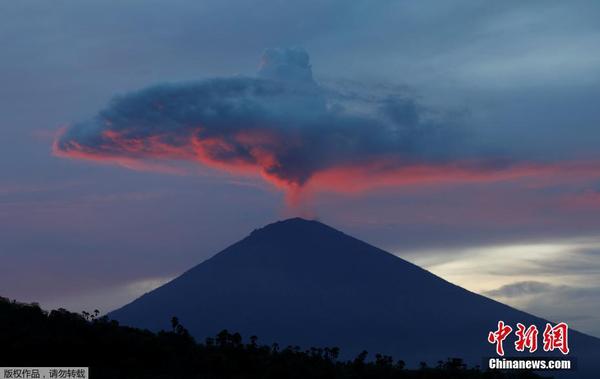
[1,0,600,337]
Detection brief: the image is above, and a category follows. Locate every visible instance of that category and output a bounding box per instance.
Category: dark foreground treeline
[0,297,548,379]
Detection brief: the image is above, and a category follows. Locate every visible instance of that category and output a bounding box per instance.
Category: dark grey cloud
[258,47,315,84]
[483,281,569,298]
[55,48,470,189]
[483,279,600,336]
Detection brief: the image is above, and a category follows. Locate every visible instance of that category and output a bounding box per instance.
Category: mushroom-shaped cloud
[55,48,577,201]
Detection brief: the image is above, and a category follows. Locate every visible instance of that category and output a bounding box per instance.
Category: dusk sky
[2,1,600,337]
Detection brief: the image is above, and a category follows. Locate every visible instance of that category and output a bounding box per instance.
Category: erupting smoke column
[54,47,580,204]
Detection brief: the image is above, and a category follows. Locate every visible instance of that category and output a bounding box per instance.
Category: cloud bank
[53,48,599,201]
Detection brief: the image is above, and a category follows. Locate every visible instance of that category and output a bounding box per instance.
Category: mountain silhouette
[109,218,600,376]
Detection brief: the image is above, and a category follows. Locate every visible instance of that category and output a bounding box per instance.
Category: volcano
[109,218,600,376]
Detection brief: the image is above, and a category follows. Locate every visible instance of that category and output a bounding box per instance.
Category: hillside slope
[110,218,600,376]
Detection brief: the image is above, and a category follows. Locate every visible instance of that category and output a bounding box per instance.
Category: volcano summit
[109,218,600,376]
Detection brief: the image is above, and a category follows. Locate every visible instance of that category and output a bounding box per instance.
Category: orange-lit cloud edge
[53,126,600,206]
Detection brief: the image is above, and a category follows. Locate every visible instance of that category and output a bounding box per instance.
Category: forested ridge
[0,297,548,379]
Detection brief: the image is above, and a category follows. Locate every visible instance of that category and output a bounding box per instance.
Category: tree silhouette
[0,297,550,379]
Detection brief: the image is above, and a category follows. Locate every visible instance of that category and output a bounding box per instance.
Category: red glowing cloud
[53,48,600,204]
[54,123,600,206]
[54,124,304,191]
[305,160,600,194]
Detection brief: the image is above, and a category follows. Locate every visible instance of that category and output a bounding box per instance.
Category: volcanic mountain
[109,218,600,376]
